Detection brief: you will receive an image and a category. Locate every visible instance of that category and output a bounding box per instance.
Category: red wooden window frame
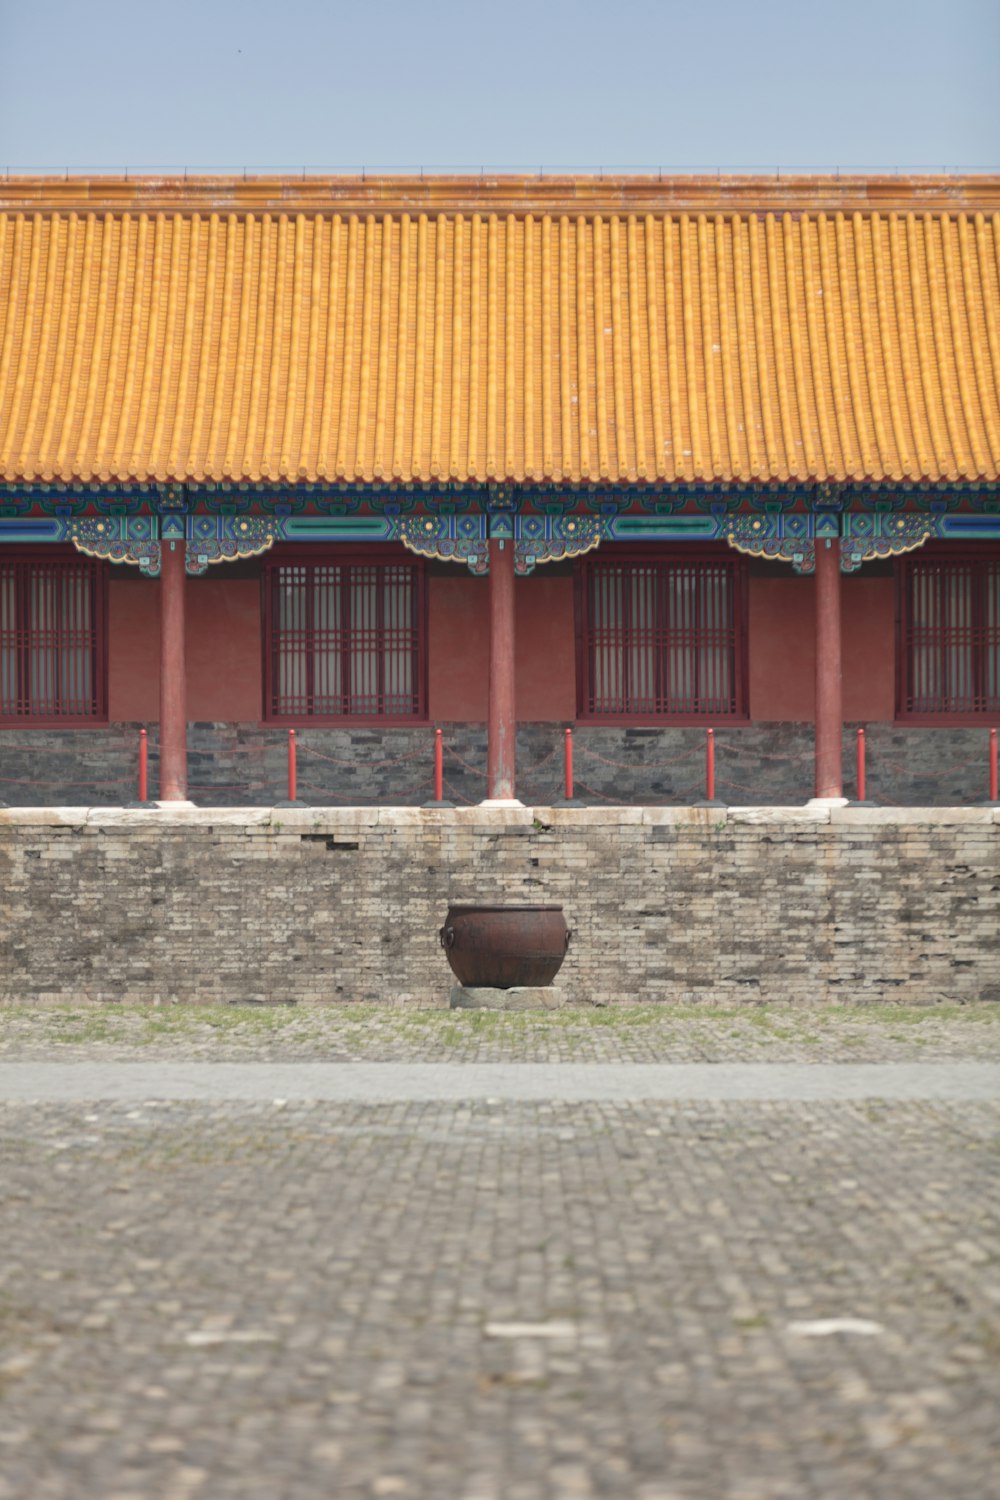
[575,548,748,723]
[896,547,1000,722]
[262,548,428,724]
[0,550,108,726]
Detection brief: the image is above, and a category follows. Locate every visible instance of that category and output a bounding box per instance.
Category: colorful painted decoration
[396,514,490,573]
[723,513,828,574]
[514,515,606,573]
[840,513,936,572]
[396,513,608,573]
[0,487,997,579]
[184,517,277,575]
[67,517,162,576]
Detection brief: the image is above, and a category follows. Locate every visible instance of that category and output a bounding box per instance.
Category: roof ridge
[2,174,1000,216]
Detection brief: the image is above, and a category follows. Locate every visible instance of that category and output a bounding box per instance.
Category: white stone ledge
[436,805,538,828]
[0,807,92,825]
[88,806,274,827]
[539,805,645,826]
[0,804,998,833]
[830,805,998,825]
[727,805,832,823]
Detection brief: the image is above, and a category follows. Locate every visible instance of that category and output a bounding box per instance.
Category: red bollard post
[423,727,453,807]
[856,727,866,802]
[138,728,148,802]
[990,728,998,803]
[287,729,297,803]
[706,728,716,802]
[564,728,574,801]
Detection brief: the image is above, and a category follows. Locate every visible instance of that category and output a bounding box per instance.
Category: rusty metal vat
[440,904,570,988]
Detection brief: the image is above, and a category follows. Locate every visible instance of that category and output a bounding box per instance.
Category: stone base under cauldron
[449,985,567,1011]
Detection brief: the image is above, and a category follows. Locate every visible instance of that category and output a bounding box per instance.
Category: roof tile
[0,180,998,487]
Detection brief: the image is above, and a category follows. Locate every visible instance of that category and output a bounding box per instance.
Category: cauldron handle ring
[565,929,572,950]
[440,926,456,950]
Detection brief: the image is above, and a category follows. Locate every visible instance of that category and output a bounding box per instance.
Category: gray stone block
[450,985,568,1010]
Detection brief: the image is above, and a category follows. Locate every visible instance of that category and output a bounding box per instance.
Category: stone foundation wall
[1,721,998,806]
[1,805,998,1007]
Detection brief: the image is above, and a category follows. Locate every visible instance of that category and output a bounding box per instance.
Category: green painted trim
[283,517,394,540]
[611,517,718,536]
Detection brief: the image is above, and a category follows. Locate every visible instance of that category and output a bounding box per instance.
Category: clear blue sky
[1,0,997,172]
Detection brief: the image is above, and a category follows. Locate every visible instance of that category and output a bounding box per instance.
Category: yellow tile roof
[1,176,999,487]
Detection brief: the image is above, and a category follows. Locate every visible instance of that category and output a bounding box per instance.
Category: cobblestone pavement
[1,1014,999,1499]
[2,1003,1000,1064]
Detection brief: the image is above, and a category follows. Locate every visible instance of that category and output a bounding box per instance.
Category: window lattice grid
[0,556,104,722]
[582,558,741,718]
[267,561,424,719]
[901,557,1000,715]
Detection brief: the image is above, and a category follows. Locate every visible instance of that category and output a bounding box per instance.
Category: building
[1,173,999,807]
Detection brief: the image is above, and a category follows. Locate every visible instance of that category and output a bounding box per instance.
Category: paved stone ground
[2,1003,1000,1064]
[0,1010,998,1499]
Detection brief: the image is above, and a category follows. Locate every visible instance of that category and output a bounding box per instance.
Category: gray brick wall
[1,805,997,1007]
[2,722,998,806]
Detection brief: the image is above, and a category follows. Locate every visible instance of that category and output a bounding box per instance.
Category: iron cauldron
[440,904,571,989]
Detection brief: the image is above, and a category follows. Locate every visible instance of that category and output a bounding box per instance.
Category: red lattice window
[576,551,747,720]
[897,551,1000,720]
[263,552,427,722]
[0,552,107,725]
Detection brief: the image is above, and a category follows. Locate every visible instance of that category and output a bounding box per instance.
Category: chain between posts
[7,725,1000,806]
[0,776,132,790]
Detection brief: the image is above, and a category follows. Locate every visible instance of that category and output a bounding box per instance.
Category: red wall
[186,579,261,721]
[748,573,894,722]
[843,575,895,721]
[109,574,261,724]
[428,572,576,722]
[107,575,159,722]
[107,564,896,726]
[427,575,488,720]
[515,574,577,721]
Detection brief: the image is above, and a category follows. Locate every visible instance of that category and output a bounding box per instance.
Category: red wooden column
[159,537,188,801]
[813,537,843,799]
[486,537,517,801]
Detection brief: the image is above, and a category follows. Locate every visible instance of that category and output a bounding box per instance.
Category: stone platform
[450,985,567,1010]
